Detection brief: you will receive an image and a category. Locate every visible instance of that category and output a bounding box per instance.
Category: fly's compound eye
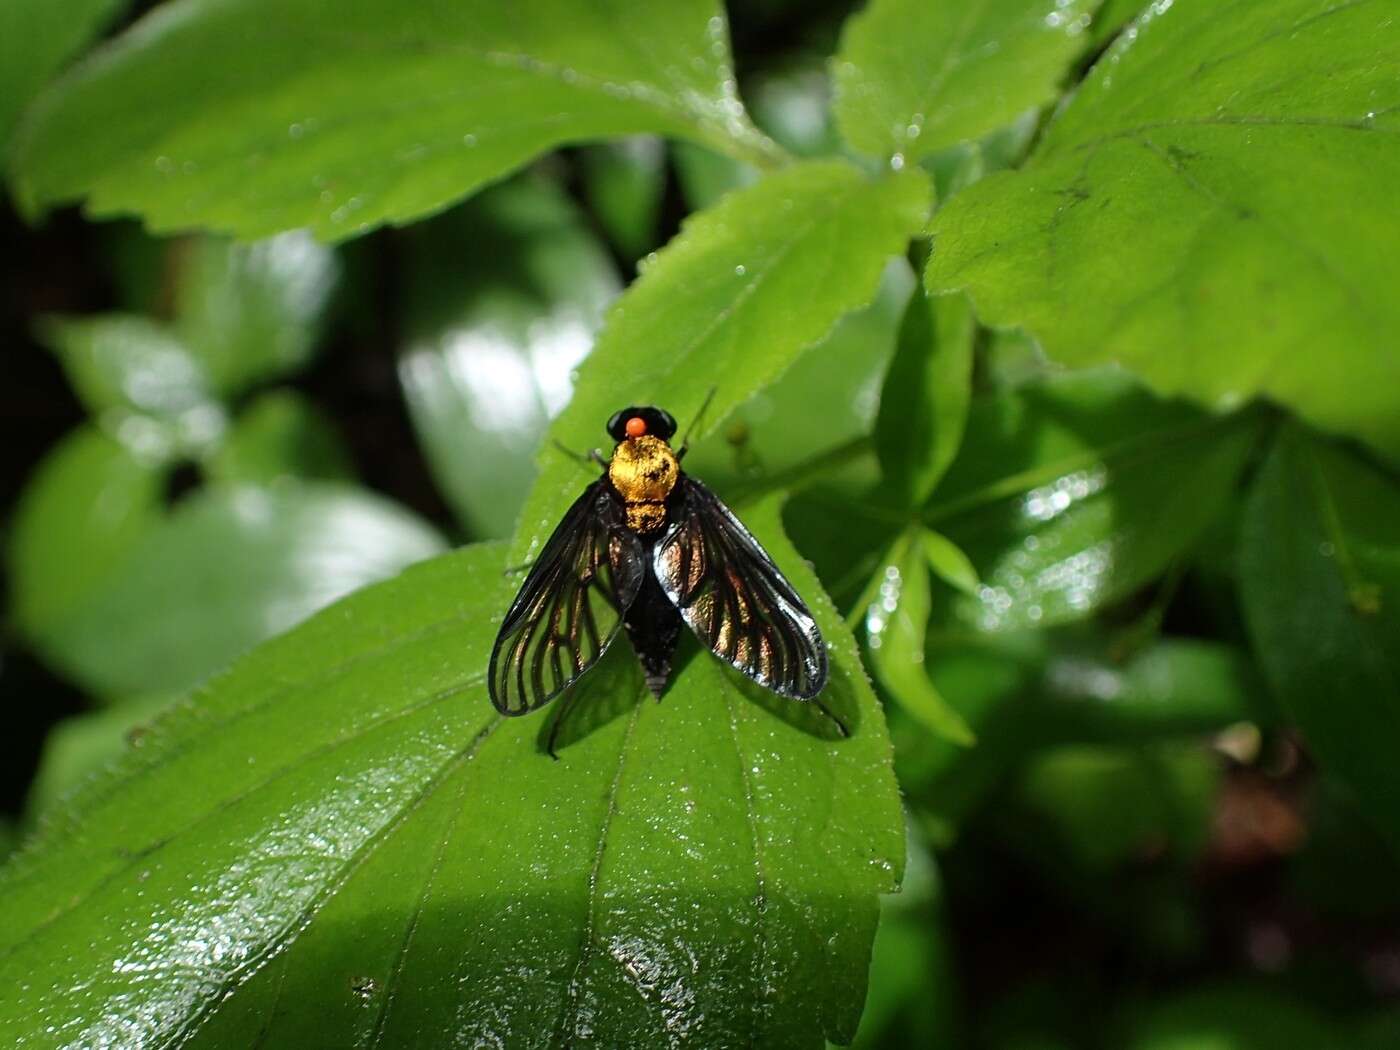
[607,405,677,442]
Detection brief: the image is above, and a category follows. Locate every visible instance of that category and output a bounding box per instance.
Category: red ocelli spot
[625,416,647,438]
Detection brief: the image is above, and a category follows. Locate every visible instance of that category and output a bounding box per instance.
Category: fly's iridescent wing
[653,477,828,698]
[489,480,644,715]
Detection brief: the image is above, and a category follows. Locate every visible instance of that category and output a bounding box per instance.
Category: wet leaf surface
[41,481,446,698]
[171,232,339,394]
[928,0,1400,460]
[0,498,902,1048]
[682,259,913,499]
[7,425,166,641]
[398,176,620,539]
[833,0,1097,162]
[864,527,977,744]
[1241,425,1400,854]
[926,370,1262,632]
[509,159,930,565]
[12,0,780,240]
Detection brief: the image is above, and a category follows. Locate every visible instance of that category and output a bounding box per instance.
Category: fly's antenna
[676,385,719,461]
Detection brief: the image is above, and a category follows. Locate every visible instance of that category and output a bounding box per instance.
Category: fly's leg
[676,385,718,462]
[554,440,608,470]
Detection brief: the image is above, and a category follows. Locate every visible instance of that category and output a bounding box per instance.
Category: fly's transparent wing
[489,481,644,714]
[653,477,827,698]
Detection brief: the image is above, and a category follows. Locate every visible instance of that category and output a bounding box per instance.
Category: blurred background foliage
[3,0,1400,1046]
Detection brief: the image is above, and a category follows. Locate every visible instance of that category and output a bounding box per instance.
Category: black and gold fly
[488,404,832,754]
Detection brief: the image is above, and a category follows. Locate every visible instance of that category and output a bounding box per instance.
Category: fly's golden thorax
[608,434,678,533]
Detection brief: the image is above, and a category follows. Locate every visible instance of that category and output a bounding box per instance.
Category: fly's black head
[607,406,677,443]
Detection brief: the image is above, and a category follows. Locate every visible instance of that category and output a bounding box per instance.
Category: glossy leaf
[1090,0,1145,47]
[928,0,1400,461]
[0,0,126,143]
[172,232,339,393]
[682,259,914,497]
[865,527,976,745]
[833,0,1096,162]
[927,370,1261,632]
[206,389,354,485]
[41,481,446,698]
[12,0,782,240]
[398,176,620,538]
[922,528,979,597]
[1241,425,1400,854]
[7,425,165,641]
[875,287,974,505]
[509,160,930,564]
[35,313,223,455]
[0,500,903,1047]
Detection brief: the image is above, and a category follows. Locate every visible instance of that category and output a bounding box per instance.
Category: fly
[488,402,838,755]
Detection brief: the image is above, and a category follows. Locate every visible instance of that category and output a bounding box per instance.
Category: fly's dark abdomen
[624,567,683,697]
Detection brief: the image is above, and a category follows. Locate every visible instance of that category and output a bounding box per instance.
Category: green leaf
[1090,0,1145,47]
[39,231,336,433]
[875,287,974,505]
[682,259,914,497]
[672,140,760,212]
[1240,425,1400,854]
[1123,984,1341,1050]
[398,176,620,539]
[850,834,956,1048]
[921,105,1042,205]
[579,137,667,262]
[902,633,1264,831]
[509,159,930,563]
[1013,742,1220,871]
[8,425,165,641]
[42,481,446,697]
[35,313,222,452]
[0,503,903,1047]
[1038,638,1268,741]
[12,0,782,240]
[206,389,354,485]
[922,528,979,597]
[25,692,175,821]
[172,232,339,393]
[865,527,976,744]
[0,0,126,144]
[832,0,1096,162]
[928,0,1400,461]
[927,370,1261,632]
